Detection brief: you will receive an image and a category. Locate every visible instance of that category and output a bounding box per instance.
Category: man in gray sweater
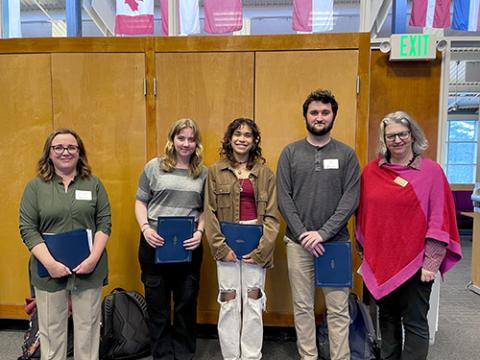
[277,89,360,360]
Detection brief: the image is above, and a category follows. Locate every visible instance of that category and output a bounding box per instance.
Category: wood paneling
[156,52,254,165]
[51,53,147,294]
[369,50,442,161]
[0,34,371,323]
[255,50,361,324]
[155,33,362,53]
[0,37,146,54]
[0,54,52,308]
[0,33,362,55]
[156,52,255,320]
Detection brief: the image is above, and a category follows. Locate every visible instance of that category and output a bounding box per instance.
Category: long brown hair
[37,128,92,182]
[161,118,204,178]
[220,118,265,169]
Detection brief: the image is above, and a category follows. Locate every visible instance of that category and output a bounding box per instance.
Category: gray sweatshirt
[277,138,360,243]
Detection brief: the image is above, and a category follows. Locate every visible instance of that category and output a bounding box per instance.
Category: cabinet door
[0,54,52,313]
[255,50,359,324]
[156,52,254,322]
[51,53,147,293]
[156,52,254,165]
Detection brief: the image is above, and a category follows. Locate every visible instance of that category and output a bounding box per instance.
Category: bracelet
[195,229,204,234]
[141,222,150,233]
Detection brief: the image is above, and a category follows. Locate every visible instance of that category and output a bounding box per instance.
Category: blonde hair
[377,111,429,158]
[37,128,92,182]
[161,118,204,178]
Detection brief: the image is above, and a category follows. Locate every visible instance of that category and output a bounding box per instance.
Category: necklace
[239,178,246,192]
[236,162,247,175]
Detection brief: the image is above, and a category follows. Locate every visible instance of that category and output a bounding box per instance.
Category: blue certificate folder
[314,241,352,288]
[155,216,194,264]
[220,221,263,257]
[38,229,93,277]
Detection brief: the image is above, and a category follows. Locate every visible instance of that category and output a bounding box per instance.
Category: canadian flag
[292,0,334,32]
[204,0,243,34]
[115,0,154,35]
[160,0,200,35]
[409,0,451,28]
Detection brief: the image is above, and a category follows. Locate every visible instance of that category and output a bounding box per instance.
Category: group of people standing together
[20,88,462,360]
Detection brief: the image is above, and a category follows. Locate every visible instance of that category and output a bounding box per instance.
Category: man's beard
[306,119,334,136]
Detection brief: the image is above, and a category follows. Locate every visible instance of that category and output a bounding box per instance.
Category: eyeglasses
[385,131,411,142]
[50,145,79,154]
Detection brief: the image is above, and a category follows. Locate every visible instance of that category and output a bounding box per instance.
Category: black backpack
[18,298,74,360]
[348,293,379,360]
[99,288,151,360]
[316,293,380,360]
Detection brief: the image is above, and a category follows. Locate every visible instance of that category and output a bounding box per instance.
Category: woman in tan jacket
[204,118,280,360]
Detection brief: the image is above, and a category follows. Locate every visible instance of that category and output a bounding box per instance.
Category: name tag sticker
[75,190,92,201]
[394,176,409,187]
[323,159,339,169]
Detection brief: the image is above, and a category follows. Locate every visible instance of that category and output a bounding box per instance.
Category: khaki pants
[285,237,350,360]
[35,287,102,360]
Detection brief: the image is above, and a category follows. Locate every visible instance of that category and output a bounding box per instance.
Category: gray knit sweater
[277,138,360,243]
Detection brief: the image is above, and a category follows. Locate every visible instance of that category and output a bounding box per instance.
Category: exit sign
[389,34,437,61]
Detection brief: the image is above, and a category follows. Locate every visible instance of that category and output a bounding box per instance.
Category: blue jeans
[140,234,203,360]
[377,270,433,360]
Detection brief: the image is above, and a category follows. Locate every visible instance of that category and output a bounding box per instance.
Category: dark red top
[239,179,257,221]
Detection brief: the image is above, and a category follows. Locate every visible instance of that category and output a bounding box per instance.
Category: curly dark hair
[220,118,265,169]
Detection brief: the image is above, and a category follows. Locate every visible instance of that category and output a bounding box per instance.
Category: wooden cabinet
[0,34,370,324]
[0,54,53,316]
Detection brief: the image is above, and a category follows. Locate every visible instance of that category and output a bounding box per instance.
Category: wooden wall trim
[450,184,475,191]
[155,33,363,52]
[145,38,157,160]
[0,33,368,55]
[0,305,28,320]
[356,33,371,168]
[0,37,146,54]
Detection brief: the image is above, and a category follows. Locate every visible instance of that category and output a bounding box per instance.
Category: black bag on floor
[99,288,151,360]
[348,293,379,360]
[316,293,379,360]
[18,297,74,360]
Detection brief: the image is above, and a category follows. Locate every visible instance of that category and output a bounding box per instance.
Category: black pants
[377,270,433,360]
[140,237,203,360]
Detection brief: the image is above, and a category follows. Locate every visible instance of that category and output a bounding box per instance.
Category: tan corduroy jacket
[204,159,280,268]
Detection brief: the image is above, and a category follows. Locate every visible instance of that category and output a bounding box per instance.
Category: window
[444,117,478,184]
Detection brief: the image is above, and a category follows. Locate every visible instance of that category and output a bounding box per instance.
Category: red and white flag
[160,0,200,36]
[115,0,154,35]
[409,0,451,28]
[292,0,334,32]
[204,0,243,34]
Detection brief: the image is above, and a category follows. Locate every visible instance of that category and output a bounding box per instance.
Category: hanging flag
[160,0,200,36]
[292,0,334,32]
[204,0,243,34]
[452,0,480,31]
[4,0,22,38]
[115,0,154,35]
[409,0,451,28]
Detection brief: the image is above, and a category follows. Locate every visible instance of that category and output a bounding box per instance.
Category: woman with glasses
[356,111,462,360]
[135,118,207,359]
[19,128,111,360]
[204,118,280,360]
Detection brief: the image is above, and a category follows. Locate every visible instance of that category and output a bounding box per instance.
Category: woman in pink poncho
[356,111,462,360]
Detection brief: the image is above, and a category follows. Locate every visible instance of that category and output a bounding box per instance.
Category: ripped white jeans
[216,260,266,360]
